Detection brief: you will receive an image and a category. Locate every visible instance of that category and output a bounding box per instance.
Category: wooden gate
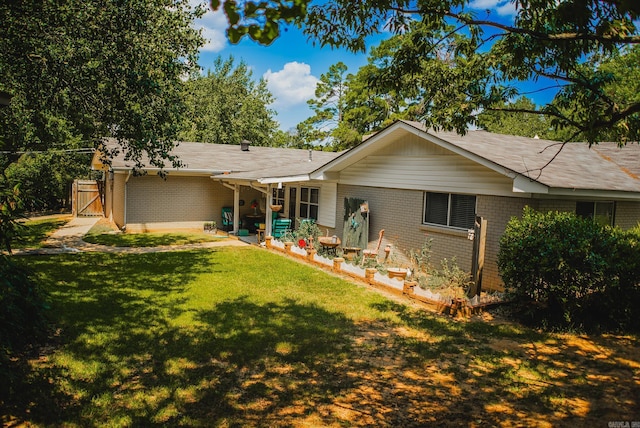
[73,180,104,217]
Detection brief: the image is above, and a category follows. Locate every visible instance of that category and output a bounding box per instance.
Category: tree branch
[485,106,585,130]
[524,128,583,180]
[387,6,640,44]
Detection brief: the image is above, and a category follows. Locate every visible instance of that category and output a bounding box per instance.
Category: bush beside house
[498,207,640,332]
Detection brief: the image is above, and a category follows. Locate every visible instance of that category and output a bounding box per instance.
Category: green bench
[272,218,292,239]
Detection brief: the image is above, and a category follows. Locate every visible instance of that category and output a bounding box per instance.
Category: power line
[0,148,95,155]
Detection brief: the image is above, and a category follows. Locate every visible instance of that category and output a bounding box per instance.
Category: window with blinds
[424,192,476,229]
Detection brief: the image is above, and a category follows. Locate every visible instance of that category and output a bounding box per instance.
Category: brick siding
[614,201,640,229]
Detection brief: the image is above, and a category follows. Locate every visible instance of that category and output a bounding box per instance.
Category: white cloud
[468,0,517,16]
[263,62,319,107]
[190,1,228,52]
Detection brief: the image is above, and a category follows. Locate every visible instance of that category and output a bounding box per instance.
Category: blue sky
[190,0,545,132]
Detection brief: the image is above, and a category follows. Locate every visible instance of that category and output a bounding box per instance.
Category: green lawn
[83,227,226,247]
[4,246,639,427]
[13,215,71,249]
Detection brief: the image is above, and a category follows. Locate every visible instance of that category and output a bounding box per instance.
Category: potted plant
[294,218,321,251]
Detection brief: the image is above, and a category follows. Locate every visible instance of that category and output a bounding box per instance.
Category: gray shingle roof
[100,121,640,194]
[103,139,340,181]
[401,121,640,193]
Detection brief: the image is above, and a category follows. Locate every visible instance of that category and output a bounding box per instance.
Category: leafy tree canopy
[212,0,640,144]
[297,62,350,148]
[0,0,204,250]
[477,96,552,139]
[178,56,278,146]
[300,41,429,150]
[1,0,204,172]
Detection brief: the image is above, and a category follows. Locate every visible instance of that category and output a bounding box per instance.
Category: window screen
[272,187,285,207]
[424,192,476,229]
[450,194,476,229]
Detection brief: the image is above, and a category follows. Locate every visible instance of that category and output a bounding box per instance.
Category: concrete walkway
[11,217,249,256]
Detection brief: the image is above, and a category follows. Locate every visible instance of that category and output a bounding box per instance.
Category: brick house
[92,120,640,290]
[310,121,640,291]
[91,140,341,233]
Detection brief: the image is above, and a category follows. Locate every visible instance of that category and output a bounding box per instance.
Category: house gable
[312,120,640,200]
[336,127,517,196]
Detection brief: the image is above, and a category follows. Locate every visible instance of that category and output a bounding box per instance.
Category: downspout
[109,169,114,222]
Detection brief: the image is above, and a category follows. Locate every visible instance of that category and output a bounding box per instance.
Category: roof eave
[259,174,311,184]
[111,167,227,176]
[544,188,640,200]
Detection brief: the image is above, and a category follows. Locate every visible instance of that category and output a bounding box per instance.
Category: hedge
[498,207,640,332]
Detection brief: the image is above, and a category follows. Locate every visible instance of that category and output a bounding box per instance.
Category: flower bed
[265,236,505,317]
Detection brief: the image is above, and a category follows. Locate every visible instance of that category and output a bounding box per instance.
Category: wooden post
[365,267,377,283]
[306,248,317,262]
[72,180,78,217]
[403,280,417,295]
[333,257,344,273]
[470,216,487,297]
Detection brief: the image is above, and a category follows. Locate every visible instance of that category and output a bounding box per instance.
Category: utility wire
[0,148,95,154]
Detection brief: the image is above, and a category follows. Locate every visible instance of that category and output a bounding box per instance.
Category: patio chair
[362,229,384,265]
[222,207,234,231]
[272,218,292,239]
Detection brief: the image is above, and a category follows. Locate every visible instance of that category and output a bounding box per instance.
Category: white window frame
[299,186,320,221]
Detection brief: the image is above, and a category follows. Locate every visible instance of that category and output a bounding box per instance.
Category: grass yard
[3,246,639,427]
[13,215,72,249]
[83,219,227,247]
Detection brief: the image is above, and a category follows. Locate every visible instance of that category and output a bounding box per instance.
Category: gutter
[259,174,310,184]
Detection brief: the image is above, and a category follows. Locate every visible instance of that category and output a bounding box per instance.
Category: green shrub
[498,207,640,332]
[587,226,640,331]
[293,218,321,250]
[0,256,49,399]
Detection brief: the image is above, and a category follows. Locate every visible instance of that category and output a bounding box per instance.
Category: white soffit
[513,175,549,194]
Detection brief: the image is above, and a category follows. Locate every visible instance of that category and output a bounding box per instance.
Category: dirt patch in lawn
[304,319,640,427]
[205,315,639,427]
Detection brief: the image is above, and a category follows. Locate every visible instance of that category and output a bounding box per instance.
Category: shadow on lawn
[3,250,361,426]
[3,250,639,427]
[358,300,640,427]
[3,250,213,424]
